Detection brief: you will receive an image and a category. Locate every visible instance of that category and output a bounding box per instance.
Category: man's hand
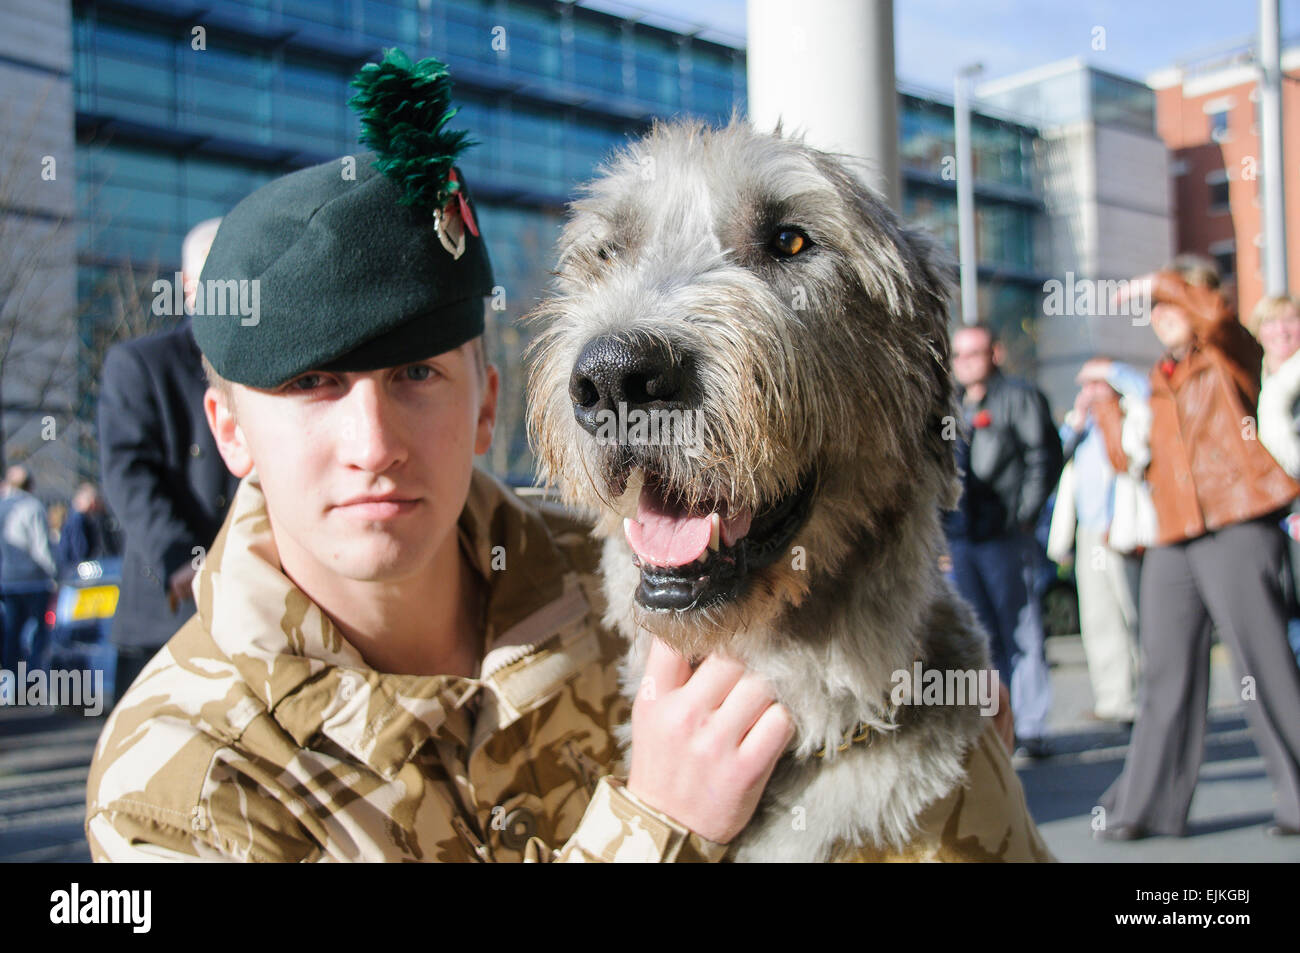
[1075,357,1113,386]
[166,565,197,613]
[627,638,795,845]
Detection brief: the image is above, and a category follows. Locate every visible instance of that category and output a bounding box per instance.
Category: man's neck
[278,529,486,679]
[963,368,998,406]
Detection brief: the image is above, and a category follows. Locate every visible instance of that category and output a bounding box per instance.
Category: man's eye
[404,364,436,382]
[288,373,326,391]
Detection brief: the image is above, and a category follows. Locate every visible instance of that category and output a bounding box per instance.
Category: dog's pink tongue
[625,486,712,567]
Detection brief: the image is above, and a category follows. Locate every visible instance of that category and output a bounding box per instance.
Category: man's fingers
[639,638,692,703]
[678,652,746,710]
[712,672,780,745]
[738,702,795,764]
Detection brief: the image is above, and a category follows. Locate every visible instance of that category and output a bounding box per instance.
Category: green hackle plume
[348,48,476,215]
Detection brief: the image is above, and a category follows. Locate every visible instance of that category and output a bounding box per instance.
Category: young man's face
[951,327,996,389]
[205,340,498,584]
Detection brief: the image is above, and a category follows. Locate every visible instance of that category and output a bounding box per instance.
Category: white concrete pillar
[746,0,901,209]
[1259,0,1289,295]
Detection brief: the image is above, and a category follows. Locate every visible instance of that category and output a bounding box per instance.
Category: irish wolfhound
[526,120,1047,862]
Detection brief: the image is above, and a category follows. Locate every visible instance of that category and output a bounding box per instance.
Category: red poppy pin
[972,409,993,429]
[1160,358,1176,377]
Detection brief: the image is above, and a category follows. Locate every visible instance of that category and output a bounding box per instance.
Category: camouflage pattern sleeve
[86,812,237,863]
[834,722,1056,862]
[524,776,730,863]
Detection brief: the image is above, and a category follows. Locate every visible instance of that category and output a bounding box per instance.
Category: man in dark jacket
[56,483,120,574]
[944,322,1063,756]
[98,219,239,702]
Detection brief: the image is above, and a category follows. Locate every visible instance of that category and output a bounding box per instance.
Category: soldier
[84,50,792,862]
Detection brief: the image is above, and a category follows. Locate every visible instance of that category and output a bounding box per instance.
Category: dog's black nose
[569,335,690,437]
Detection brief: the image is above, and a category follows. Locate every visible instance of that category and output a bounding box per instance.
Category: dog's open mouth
[622,469,816,611]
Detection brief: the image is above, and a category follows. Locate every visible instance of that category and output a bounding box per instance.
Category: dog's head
[527,120,958,653]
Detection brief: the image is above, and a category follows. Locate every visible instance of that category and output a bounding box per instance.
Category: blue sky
[579,0,1300,92]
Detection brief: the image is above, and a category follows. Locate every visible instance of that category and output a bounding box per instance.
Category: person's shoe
[1094,823,1150,842]
[1014,736,1051,759]
[1265,822,1300,837]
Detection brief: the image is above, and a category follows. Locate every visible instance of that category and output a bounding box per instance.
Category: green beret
[193,50,494,389]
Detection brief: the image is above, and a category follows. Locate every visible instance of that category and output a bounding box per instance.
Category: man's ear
[204,386,253,478]
[474,365,500,457]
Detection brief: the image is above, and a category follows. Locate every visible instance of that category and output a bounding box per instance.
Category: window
[1204,96,1233,143]
[1207,170,1231,212]
[1208,239,1236,280]
[1209,109,1229,142]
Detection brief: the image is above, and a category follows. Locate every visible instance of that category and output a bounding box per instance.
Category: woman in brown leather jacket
[1098,261,1300,841]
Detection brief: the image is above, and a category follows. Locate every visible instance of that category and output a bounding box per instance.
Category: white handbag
[1106,394,1158,554]
[1108,471,1158,554]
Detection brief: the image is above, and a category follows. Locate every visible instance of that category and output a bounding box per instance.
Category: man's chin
[329,552,437,584]
[319,527,446,583]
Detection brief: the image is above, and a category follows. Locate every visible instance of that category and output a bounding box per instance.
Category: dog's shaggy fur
[526,119,995,862]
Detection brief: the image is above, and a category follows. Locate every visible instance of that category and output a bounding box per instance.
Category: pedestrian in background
[1048,357,1150,725]
[0,465,57,673]
[56,482,120,575]
[1098,259,1300,841]
[945,322,1064,758]
[1250,293,1300,662]
[98,218,239,703]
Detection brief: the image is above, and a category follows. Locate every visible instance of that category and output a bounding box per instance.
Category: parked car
[46,556,122,700]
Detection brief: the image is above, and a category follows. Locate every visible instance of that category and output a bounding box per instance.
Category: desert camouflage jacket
[85,468,1051,863]
[84,468,727,862]
[833,724,1054,862]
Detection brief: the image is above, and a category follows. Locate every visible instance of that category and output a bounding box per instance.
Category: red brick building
[1150,46,1300,320]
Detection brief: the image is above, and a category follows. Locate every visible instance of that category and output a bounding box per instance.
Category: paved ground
[1022,634,1300,862]
[2,633,1298,862]
[0,706,98,862]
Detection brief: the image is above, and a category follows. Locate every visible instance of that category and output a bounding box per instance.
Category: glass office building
[69,0,1052,481]
[899,88,1046,370]
[72,0,744,479]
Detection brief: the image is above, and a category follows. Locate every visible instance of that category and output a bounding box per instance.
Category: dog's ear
[900,228,962,511]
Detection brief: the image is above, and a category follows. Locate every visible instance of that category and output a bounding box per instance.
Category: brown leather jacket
[1144,271,1300,545]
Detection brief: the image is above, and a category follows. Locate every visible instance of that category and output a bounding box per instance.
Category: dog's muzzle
[627,471,816,612]
[568,334,693,435]
[567,333,815,612]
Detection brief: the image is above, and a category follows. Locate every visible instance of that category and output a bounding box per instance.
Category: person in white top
[1251,293,1300,662]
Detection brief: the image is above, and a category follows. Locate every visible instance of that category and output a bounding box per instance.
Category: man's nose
[338,379,407,472]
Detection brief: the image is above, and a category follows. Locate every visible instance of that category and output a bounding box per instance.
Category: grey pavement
[2,634,1299,862]
[0,706,98,862]
[1022,633,1300,862]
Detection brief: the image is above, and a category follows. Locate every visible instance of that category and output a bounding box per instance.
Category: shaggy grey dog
[526,119,1011,862]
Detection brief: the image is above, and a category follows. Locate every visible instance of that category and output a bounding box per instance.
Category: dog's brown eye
[597,244,618,262]
[770,228,809,258]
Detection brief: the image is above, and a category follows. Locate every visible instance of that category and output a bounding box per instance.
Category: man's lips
[333,495,422,519]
